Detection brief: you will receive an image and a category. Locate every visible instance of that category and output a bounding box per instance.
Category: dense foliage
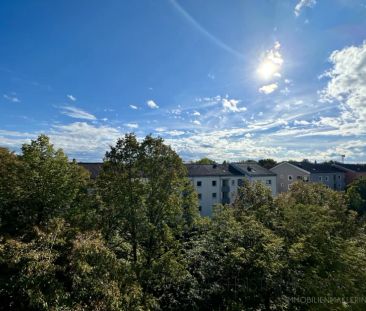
[1,134,365,310]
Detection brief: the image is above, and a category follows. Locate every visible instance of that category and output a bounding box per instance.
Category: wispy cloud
[169,0,245,59]
[3,94,20,103]
[67,94,76,101]
[61,106,96,120]
[295,0,317,16]
[259,83,278,94]
[124,122,139,129]
[129,104,138,110]
[147,100,159,109]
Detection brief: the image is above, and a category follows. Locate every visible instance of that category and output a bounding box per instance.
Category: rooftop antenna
[341,154,345,163]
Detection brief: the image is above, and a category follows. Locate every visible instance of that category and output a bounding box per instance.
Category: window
[231,180,235,186]
[319,176,322,181]
[297,176,302,180]
[197,181,202,187]
[238,179,243,186]
[303,176,309,182]
[288,175,293,181]
[212,180,216,186]
[212,193,217,198]
[198,193,202,200]
[280,183,284,188]
[325,176,329,181]
[198,206,202,212]
[288,184,292,190]
[266,180,271,185]
[338,175,341,180]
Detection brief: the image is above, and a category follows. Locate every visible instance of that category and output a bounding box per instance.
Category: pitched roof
[79,162,275,178]
[185,163,240,177]
[290,161,344,174]
[231,162,276,177]
[78,162,102,179]
[334,163,366,173]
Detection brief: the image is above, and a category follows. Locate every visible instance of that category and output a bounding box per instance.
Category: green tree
[195,157,216,164]
[0,135,90,237]
[96,133,199,308]
[347,177,366,216]
[258,158,277,169]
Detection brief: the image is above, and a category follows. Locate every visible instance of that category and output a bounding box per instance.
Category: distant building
[332,163,366,185]
[79,161,277,217]
[187,162,276,216]
[271,161,345,193]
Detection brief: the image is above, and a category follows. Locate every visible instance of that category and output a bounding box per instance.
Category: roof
[290,161,344,174]
[79,162,275,178]
[333,163,366,173]
[79,162,102,179]
[185,163,240,177]
[231,162,276,177]
[271,161,310,174]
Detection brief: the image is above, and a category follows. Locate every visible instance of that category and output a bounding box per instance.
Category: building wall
[271,163,310,193]
[189,176,241,216]
[341,171,366,186]
[248,175,277,196]
[190,175,277,216]
[309,173,345,191]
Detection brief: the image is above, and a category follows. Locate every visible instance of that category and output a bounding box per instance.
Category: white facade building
[186,163,277,217]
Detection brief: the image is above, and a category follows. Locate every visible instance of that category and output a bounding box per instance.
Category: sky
[1,0,366,163]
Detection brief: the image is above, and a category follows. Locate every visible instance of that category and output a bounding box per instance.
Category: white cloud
[259,83,278,94]
[67,94,76,102]
[61,106,96,120]
[295,0,317,16]
[280,87,290,95]
[192,120,201,125]
[320,41,366,136]
[257,41,283,80]
[129,104,138,110]
[155,127,166,132]
[165,130,185,136]
[294,120,311,126]
[222,98,247,112]
[3,94,20,103]
[192,111,201,116]
[147,100,159,109]
[124,123,139,129]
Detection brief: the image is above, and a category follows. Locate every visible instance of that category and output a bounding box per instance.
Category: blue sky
[1,0,366,162]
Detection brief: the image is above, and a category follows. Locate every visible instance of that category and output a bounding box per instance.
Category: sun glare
[257,61,277,80]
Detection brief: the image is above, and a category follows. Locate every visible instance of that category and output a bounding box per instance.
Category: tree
[96,133,199,308]
[195,157,216,164]
[347,177,366,216]
[0,135,90,236]
[258,158,277,169]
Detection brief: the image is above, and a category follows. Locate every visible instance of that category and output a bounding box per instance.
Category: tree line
[0,134,366,310]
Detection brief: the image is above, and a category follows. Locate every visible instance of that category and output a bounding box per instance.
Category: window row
[196,179,272,187]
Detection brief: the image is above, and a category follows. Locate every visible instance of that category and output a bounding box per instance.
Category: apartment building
[332,163,366,185]
[187,162,276,216]
[79,161,277,217]
[186,163,239,216]
[271,161,345,193]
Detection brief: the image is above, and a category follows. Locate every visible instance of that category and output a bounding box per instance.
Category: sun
[257,61,278,80]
